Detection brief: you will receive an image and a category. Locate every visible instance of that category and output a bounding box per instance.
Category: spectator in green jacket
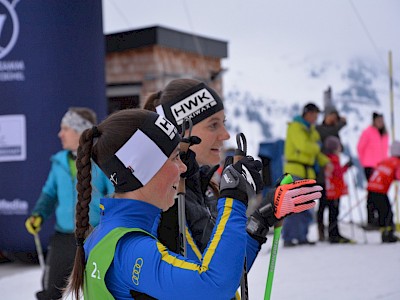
[282,103,332,247]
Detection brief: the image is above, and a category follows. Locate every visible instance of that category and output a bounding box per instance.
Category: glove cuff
[246,216,268,244]
[220,189,248,206]
[246,203,276,245]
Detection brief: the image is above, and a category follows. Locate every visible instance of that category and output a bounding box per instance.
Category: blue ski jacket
[32,150,114,233]
[84,197,248,299]
[158,168,261,270]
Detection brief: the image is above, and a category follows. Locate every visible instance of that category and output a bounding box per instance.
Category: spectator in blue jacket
[25,107,114,300]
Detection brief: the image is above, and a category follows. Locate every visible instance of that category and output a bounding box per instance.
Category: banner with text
[0,0,107,252]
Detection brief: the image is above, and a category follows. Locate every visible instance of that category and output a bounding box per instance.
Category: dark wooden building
[105,25,228,113]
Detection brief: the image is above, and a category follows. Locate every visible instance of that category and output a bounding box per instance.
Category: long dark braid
[66,109,151,299]
[68,127,95,300]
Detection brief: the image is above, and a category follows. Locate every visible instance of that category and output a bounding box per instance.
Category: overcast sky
[102,0,400,100]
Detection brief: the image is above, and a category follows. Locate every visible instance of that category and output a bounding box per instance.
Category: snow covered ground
[0,223,399,300]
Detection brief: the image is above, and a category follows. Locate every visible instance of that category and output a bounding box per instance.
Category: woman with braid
[24,107,113,300]
[65,108,322,299]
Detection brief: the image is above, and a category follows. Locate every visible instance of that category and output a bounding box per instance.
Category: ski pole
[34,233,45,271]
[349,166,368,244]
[342,146,368,243]
[264,174,293,300]
[327,192,367,232]
[345,171,356,240]
[234,133,249,300]
[177,118,194,257]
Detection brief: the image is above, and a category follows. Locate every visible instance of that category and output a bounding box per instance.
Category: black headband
[94,112,180,193]
[156,82,224,133]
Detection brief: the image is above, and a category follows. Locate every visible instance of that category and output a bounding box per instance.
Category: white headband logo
[155,116,177,140]
[169,88,217,125]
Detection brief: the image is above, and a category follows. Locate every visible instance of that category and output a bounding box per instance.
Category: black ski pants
[327,199,340,238]
[364,167,379,225]
[36,232,76,300]
[368,191,394,228]
[317,195,341,238]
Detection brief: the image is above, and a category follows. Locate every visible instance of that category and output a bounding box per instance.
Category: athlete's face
[58,125,80,151]
[151,147,187,211]
[188,110,230,166]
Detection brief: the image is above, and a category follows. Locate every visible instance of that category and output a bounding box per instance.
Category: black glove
[219,155,263,206]
[180,136,201,179]
[345,160,353,168]
[200,164,220,195]
[246,204,275,244]
[180,149,199,178]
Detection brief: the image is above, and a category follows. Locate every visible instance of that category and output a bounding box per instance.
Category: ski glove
[246,175,322,244]
[180,149,199,179]
[180,136,201,179]
[25,214,43,235]
[272,178,322,219]
[219,155,263,206]
[200,164,220,195]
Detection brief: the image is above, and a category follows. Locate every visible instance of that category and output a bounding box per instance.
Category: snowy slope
[0,223,399,299]
[223,56,400,225]
[224,57,400,157]
[249,223,400,300]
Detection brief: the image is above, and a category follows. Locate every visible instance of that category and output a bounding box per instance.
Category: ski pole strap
[234,133,247,162]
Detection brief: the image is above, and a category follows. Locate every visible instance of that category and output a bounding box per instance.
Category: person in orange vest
[323,136,353,243]
[367,141,400,243]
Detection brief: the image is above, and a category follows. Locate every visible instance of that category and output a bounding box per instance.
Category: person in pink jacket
[357,112,389,228]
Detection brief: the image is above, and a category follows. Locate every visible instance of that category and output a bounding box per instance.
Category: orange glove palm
[274,179,322,219]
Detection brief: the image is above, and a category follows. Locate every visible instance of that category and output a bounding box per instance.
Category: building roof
[105,25,228,58]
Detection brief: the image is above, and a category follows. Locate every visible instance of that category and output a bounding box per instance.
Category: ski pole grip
[234,133,247,163]
[177,142,190,194]
[178,146,191,195]
[274,174,294,228]
[177,119,194,194]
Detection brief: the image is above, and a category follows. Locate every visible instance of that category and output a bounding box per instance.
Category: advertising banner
[0,0,106,253]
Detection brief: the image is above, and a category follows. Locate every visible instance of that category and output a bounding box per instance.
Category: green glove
[25,214,43,235]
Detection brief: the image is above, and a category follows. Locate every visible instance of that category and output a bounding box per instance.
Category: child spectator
[324,136,353,243]
[367,141,400,243]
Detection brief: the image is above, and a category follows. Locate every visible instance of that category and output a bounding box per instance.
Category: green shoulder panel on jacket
[84,227,155,299]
